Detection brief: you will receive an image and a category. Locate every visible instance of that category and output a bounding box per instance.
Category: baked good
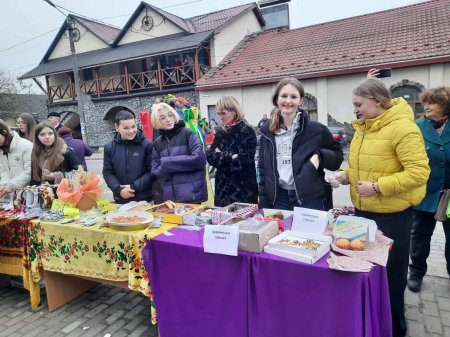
[335,238,351,250]
[350,239,365,251]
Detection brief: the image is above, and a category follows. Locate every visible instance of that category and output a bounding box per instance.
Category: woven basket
[76,192,97,211]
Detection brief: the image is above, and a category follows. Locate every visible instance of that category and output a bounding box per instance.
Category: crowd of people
[0,75,449,337]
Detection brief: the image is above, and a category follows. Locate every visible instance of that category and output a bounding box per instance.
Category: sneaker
[407,277,422,292]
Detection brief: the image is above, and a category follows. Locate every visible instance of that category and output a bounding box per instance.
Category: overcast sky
[0,0,425,90]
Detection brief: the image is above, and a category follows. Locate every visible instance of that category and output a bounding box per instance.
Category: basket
[76,192,98,211]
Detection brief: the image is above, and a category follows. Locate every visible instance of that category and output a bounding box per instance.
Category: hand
[356,181,377,197]
[120,185,135,199]
[231,154,238,159]
[309,154,319,169]
[44,170,56,182]
[327,171,347,188]
[367,68,380,79]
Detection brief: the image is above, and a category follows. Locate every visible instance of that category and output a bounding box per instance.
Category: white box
[264,245,329,264]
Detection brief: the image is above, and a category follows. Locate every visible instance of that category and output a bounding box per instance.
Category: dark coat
[414,118,450,212]
[30,148,79,185]
[103,130,153,204]
[60,134,92,171]
[206,121,258,207]
[152,121,207,204]
[258,111,343,209]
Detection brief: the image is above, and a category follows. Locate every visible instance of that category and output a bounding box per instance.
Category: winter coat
[152,121,207,204]
[206,121,258,207]
[103,130,153,204]
[0,132,33,190]
[30,145,79,185]
[258,111,343,208]
[61,134,92,171]
[414,118,450,213]
[343,97,430,213]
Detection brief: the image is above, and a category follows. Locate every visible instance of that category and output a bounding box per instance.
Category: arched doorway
[104,106,135,131]
[60,111,81,139]
[390,80,425,120]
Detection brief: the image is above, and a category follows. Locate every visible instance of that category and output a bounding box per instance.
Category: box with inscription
[148,201,200,224]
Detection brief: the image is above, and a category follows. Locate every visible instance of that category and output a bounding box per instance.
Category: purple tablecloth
[143,228,392,337]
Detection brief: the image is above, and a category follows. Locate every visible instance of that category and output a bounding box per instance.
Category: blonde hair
[353,79,392,110]
[151,103,180,129]
[216,96,245,121]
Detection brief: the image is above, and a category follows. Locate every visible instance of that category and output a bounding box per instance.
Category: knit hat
[58,126,72,137]
[47,111,60,118]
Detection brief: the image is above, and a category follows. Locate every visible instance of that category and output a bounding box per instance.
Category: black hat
[47,111,60,118]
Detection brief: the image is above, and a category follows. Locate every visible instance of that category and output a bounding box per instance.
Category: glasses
[16,120,26,125]
[159,113,175,122]
[216,110,232,117]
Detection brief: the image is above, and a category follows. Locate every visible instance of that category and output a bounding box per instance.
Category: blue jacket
[103,130,153,204]
[152,121,207,204]
[258,111,343,209]
[414,118,450,212]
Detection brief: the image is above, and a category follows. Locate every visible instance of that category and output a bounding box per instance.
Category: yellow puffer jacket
[344,97,430,213]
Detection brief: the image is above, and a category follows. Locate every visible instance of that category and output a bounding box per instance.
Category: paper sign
[51,199,75,210]
[292,207,328,235]
[97,199,114,211]
[203,224,239,256]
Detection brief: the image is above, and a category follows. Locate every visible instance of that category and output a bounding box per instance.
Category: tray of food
[268,230,332,258]
[148,201,199,224]
[105,211,154,230]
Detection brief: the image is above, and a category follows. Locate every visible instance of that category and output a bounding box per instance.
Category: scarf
[427,117,448,129]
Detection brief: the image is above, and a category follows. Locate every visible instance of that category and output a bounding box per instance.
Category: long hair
[0,119,13,155]
[32,121,66,181]
[216,96,245,121]
[269,78,305,133]
[420,86,450,117]
[17,113,37,142]
[353,79,392,110]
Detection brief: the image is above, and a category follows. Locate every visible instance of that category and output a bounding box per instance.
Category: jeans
[273,188,325,211]
[356,207,412,337]
[410,209,450,279]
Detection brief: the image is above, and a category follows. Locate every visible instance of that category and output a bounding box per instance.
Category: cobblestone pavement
[0,153,448,336]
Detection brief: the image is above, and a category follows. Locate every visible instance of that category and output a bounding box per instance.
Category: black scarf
[426,117,448,129]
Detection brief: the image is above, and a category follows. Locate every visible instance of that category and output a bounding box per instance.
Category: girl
[16,113,37,142]
[151,103,207,204]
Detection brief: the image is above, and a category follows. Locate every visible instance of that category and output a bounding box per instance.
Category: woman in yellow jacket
[334,79,430,337]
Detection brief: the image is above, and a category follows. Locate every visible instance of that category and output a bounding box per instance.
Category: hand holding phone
[367,68,392,78]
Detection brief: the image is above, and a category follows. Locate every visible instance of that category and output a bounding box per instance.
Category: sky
[0,0,426,92]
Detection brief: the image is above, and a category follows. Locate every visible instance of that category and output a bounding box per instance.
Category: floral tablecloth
[0,216,40,308]
[29,220,175,323]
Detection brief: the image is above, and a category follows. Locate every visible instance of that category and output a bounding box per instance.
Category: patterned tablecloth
[29,220,175,323]
[0,216,40,308]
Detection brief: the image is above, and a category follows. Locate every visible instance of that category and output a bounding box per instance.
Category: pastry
[335,238,351,250]
[350,239,365,251]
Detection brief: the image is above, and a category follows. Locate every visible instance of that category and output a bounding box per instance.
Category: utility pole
[43,0,89,144]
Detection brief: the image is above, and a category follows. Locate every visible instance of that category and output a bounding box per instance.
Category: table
[0,216,40,308]
[29,219,175,322]
[143,227,392,337]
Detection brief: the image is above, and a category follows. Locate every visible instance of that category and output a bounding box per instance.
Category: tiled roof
[74,15,121,45]
[196,0,450,89]
[188,3,256,32]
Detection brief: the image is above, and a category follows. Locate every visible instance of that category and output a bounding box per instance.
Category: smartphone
[376,69,392,78]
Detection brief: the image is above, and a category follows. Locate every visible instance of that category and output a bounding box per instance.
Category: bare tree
[0,69,18,111]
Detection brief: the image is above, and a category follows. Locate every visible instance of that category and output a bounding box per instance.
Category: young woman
[0,120,33,197]
[258,78,343,211]
[206,96,258,207]
[151,103,207,204]
[16,113,37,142]
[31,121,79,185]
[102,111,153,204]
[334,79,430,337]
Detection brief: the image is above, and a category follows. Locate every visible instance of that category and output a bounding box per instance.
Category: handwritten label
[292,207,328,235]
[51,199,75,210]
[203,224,239,256]
[96,199,114,211]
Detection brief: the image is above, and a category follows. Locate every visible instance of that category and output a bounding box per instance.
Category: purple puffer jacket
[152,121,207,204]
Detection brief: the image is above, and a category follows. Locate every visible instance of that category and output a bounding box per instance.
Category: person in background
[151,103,207,204]
[103,111,153,204]
[206,96,258,207]
[16,113,37,142]
[58,127,92,171]
[258,77,343,211]
[31,121,79,185]
[47,111,63,130]
[333,78,430,337]
[257,113,269,129]
[0,120,33,197]
[407,86,450,292]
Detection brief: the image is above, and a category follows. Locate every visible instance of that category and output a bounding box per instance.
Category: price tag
[97,199,114,211]
[51,199,75,210]
[63,207,80,217]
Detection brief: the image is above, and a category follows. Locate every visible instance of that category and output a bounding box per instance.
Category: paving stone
[442,310,450,327]
[61,318,89,334]
[422,300,440,317]
[424,315,443,334]
[104,290,126,304]
[437,296,450,311]
[84,303,108,318]
[405,291,421,306]
[407,320,427,337]
[105,308,125,324]
[123,314,148,332]
[405,306,423,322]
[444,326,450,337]
[100,318,127,335]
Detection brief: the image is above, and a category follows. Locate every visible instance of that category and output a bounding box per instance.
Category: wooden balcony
[48,64,210,102]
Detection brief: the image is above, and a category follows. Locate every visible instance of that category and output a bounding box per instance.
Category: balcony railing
[48,64,210,102]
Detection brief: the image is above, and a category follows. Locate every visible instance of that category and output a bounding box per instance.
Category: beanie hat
[47,111,60,118]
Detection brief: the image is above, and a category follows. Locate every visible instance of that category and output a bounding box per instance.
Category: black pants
[410,209,450,278]
[355,208,412,337]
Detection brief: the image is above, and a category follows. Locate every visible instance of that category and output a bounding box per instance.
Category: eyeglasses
[159,113,175,122]
[16,121,26,125]
[216,110,232,117]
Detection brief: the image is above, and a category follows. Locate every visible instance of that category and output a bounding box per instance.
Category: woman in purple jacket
[151,103,208,204]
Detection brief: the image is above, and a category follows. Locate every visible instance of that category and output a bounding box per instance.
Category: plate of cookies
[106,211,154,230]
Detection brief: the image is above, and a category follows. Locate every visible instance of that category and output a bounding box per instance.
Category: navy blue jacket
[258,111,343,209]
[103,130,153,204]
[414,118,450,212]
[152,121,207,204]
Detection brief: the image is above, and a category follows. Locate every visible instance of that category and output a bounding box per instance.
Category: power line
[0,28,59,53]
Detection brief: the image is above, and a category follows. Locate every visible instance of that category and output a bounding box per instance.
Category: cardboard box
[182,206,220,226]
[211,202,258,224]
[148,202,201,224]
[221,218,279,253]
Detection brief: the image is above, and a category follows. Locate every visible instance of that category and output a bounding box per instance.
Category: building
[19,1,265,146]
[196,0,450,134]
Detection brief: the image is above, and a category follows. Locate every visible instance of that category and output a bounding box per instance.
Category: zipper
[291,115,305,205]
[165,135,176,199]
[356,130,365,210]
[259,131,278,205]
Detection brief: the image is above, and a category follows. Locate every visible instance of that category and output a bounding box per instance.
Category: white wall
[210,10,261,67]
[118,9,183,45]
[49,23,108,60]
